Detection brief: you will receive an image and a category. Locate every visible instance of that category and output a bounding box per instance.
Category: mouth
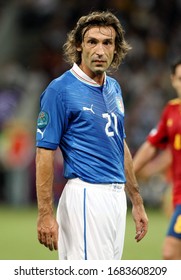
[93,60,105,63]
[92,60,106,66]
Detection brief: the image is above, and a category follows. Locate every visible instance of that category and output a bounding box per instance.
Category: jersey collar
[70,63,106,87]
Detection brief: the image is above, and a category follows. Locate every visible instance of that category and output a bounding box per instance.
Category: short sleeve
[36,86,66,150]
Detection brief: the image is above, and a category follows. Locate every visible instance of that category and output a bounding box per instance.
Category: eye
[105,40,113,45]
[87,39,96,45]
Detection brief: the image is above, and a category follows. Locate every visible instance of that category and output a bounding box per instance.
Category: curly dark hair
[63,11,131,69]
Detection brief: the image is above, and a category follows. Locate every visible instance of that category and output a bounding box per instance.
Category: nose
[95,43,104,56]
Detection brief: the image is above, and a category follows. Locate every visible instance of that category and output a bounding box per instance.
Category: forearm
[138,148,172,178]
[124,141,143,205]
[36,147,55,216]
[133,141,157,174]
[124,141,148,242]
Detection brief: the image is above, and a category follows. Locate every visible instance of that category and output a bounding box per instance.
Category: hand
[132,204,148,242]
[37,214,59,251]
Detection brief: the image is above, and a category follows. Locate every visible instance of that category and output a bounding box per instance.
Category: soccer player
[133,57,181,260]
[35,11,148,260]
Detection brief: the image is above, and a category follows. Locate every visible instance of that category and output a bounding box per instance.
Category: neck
[79,64,105,86]
[93,73,104,85]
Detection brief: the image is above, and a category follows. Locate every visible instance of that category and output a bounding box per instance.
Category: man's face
[171,64,181,98]
[77,26,116,77]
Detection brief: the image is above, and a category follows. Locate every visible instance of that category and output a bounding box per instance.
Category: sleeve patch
[37,111,49,128]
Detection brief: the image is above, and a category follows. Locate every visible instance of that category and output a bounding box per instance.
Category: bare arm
[133,141,157,174]
[137,148,172,179]
[124,140,148,242]
[36,147,58,251]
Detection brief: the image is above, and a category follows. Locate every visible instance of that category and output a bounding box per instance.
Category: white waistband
[67,178,125,191]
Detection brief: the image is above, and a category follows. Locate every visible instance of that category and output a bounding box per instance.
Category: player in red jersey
[133,57,181,259]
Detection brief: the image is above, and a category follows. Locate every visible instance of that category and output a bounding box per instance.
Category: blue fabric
[36,65,126,183]
[166,204,181,239]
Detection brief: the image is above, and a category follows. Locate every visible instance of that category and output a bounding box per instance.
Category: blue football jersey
[36,63,126,183]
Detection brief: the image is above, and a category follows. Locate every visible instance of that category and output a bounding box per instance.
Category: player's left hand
[132,204,148,242]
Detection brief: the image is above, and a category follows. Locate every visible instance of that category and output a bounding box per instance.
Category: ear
[76,46,82,52]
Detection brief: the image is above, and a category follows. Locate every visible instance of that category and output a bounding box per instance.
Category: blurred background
[0,0,180,259]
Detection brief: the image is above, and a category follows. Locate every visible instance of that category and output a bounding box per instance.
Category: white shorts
[56,178,127,260]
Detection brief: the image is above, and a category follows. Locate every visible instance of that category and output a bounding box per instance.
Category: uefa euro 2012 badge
[37,111,49,128]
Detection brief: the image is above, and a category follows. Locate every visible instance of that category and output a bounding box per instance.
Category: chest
[167,107,181,136]
[166,107,181,150]
[64,84,125,137]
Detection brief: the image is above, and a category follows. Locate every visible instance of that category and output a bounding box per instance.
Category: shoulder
[106,75,121,90]
[158,99,181,119]
[168,98,181,106]
[48,70,72,92]
[163,98,181,112]
[41,70,75,100]
[106,75,119,84]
